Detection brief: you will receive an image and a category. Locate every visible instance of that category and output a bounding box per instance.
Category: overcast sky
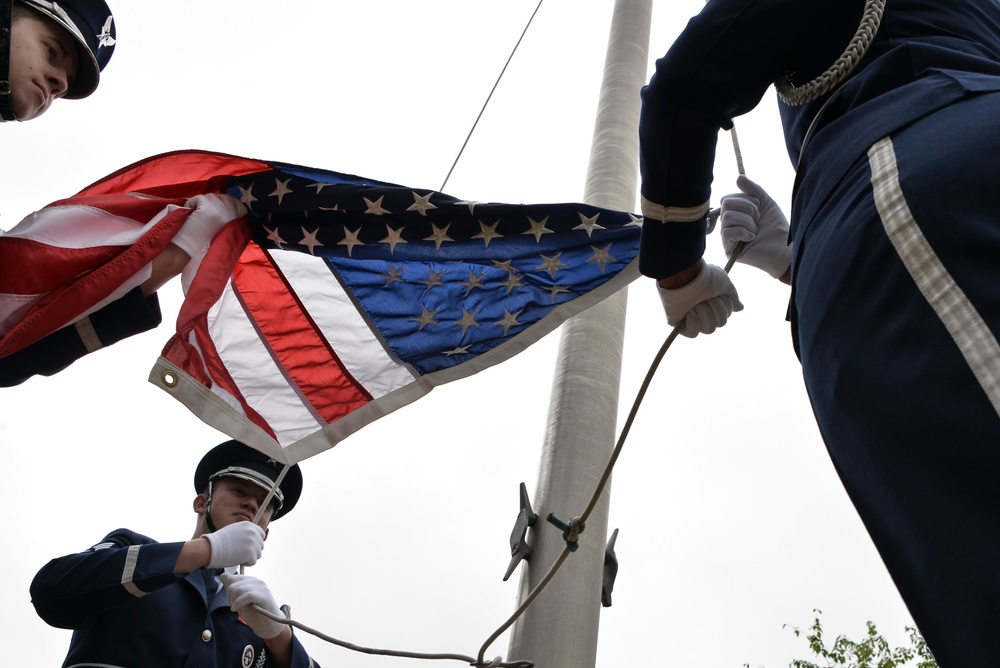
[1,1,917,666]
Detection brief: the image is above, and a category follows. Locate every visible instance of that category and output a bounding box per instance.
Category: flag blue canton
[228,162,642,376]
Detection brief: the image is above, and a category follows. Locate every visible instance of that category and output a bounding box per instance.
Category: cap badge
[97,16,115,48]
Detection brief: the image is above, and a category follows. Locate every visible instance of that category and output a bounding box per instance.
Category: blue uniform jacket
[30,529,318,668]
[637,0,1000,278]
[0,288,161,386]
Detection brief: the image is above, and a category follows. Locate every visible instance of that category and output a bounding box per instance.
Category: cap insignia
[97,16,115,48]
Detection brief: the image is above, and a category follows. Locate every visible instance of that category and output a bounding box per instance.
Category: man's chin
[12,102,46,122]
[13,106,45,123]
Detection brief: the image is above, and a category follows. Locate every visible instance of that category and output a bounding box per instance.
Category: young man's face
[8,11,80,120]
[206,476,278,529]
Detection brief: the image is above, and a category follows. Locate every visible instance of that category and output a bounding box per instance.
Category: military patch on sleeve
[89,541,116,551]
[241,644,254,668]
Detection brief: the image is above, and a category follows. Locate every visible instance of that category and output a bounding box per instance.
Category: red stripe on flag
[195,319,279,440]
[233,244,372,424]
[162,221,277,439]
[0,196,187,295]
[159,322,279,441]
[0,206,190,358]
[77,151,272,200]
[42,194,188,217]
[0,239,121,295]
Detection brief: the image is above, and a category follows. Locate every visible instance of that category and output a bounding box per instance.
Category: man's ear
[263,526,269,541]
[193,493,208,515]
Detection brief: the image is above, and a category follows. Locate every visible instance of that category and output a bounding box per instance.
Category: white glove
[204,521,265,569]
[720,175,792,279]
[657,263,743,338]
[171,193,248,259]
[221,573,286,639]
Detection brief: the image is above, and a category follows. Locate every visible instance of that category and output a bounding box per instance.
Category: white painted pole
[506,1,652,666]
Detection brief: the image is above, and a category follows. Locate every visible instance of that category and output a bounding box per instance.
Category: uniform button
[201,629,213,642]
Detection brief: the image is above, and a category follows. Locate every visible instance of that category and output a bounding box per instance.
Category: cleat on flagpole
[503,482,538,581]
[601,528,619,607]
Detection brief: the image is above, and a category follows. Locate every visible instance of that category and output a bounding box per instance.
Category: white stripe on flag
[5,202,181,248]
[207,281,325,446]
[269,249,416,398]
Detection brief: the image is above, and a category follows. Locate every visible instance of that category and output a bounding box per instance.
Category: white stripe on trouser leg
[868,136,1000,418]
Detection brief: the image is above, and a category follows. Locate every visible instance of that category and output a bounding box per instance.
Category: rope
[240,465,290,576]
[729,124,745,177]
[775,0,885,106]
[439,0,545,192]
[246,231,744,666]
[246,109,752,668]
[254,465,289,526]
[471,117,751,661]
[250,605,533,668]
[472,243,744,665]
[245,306,689,668]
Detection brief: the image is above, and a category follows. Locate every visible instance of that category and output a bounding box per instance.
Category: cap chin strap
[0,0,16,121]
[204,479,220,533]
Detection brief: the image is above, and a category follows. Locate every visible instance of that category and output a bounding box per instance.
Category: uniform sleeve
[637,0,864,278]
[0,287,161,386]
[30,528,185,629]
[285,633,321,668]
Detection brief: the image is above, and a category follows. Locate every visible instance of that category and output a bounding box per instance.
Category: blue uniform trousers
[792,91,1000,666]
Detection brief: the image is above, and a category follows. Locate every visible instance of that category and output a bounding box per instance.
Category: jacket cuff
[638,215,707,279]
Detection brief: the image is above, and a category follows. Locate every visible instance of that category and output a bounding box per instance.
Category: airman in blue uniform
[31,440,320,668]
[0,1,247,386]
[638,0,1000,664]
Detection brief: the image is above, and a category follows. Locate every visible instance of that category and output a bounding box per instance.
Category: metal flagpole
[506,1,652,667]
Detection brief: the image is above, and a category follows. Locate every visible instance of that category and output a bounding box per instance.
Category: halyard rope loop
[249,230,740,665]
[473,244,744,666]
[473,115,751,664]
[249,211,747,668]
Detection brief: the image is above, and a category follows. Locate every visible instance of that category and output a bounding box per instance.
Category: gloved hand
[720,175,792,279]
[221,573,286,639]
[657,263,743,338]
[204,521,265,569]
[171,193,248,259]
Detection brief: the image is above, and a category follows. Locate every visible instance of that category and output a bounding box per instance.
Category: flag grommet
[160,369,178,387]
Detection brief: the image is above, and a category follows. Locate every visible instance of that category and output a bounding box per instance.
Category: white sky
[0,1,917,666]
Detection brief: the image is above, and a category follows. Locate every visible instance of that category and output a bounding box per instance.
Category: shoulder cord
[775,0,886,106]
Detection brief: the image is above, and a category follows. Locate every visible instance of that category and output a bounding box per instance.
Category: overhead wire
[439,0,545,192]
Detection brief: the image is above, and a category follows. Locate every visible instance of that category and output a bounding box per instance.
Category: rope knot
[546,513,585,551]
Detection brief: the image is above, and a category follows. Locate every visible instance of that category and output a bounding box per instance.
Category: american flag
[2,150,642,463]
